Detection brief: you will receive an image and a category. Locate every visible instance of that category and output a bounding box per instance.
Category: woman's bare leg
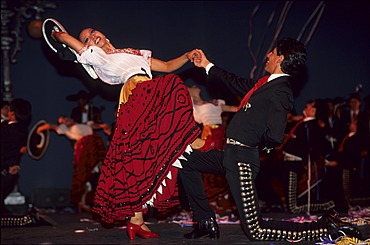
[190,138,206,149]
[129,212,151,231]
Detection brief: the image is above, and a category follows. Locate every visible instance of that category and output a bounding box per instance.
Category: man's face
[303,102,316,118]
[58,116,74,126]
[265,48,283,74]
[349,98,360,110]
[78,98,88,107]
[1,104,9,117]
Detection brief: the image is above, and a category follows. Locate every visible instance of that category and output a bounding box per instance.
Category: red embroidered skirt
[92,74,200,223]
[71,134,106,205]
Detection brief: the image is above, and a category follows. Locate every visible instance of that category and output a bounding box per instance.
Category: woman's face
[79,28,108,47]
[187,86,201,99]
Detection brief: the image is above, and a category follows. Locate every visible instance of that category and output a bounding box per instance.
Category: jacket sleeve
[1,125,27,171]
[262,84,293,147]
[207,66,255,98]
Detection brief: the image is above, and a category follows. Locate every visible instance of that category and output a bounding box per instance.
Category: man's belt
[226,138,258,148]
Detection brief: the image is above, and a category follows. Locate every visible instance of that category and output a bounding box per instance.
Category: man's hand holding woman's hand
[187,50,199,63]
[187,49,210,69]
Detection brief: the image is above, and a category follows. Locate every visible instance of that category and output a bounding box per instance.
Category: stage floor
[1,208,369,245]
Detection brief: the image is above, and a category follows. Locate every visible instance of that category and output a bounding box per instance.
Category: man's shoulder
[270,74,290,81]
[268,76,291,89]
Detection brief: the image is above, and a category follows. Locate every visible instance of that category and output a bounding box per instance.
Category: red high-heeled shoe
[126,222,159,240]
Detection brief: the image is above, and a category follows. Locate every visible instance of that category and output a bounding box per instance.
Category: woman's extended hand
[192,49,210,69]
[187,49,201,63]
[51,30,65,42]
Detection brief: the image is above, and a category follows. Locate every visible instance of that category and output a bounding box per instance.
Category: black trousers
[179,145,328,241]
[1,172,19,214]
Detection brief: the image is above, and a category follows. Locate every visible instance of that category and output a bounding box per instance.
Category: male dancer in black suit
[1,99,55,227]
[67,90,102,124]
[1,98,31,214]
[179,38,362,241]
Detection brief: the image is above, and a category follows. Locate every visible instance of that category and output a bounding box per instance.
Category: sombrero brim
[27,120,50,160]
[42,18,98,79]
[42,18,76,61]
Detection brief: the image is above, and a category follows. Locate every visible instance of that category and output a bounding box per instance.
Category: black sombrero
[27,120,50,160]
[42,18,98,79]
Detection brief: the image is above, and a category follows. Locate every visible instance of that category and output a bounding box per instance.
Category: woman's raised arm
[52,31,85,53]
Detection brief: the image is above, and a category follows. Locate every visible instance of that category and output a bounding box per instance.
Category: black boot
[324,212,362,240]
[28,207,56,227]
[0,210,56,227]
[327,208,339,218]
[184,216,220,239]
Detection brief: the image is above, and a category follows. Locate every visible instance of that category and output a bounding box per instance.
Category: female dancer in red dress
[49,24,209,239]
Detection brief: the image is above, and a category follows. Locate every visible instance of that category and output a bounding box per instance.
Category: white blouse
[56,124,93,141]
[193,99,225,125]
[77,46,153,85]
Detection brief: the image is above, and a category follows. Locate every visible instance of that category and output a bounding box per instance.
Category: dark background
[5,1,369,200]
